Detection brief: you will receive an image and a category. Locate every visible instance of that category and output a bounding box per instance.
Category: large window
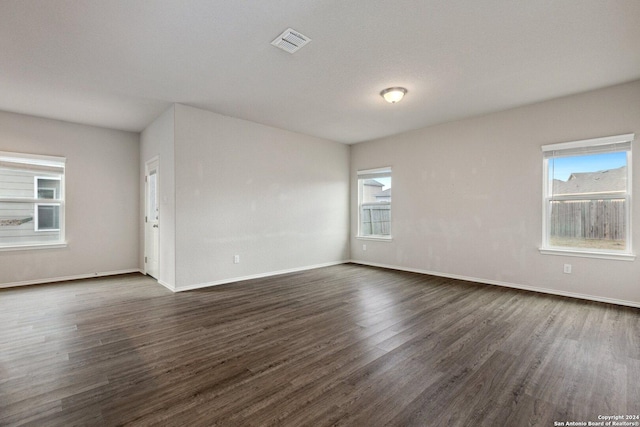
[0,151,66,249]
[541,134,634,259]
[357,167,392,239]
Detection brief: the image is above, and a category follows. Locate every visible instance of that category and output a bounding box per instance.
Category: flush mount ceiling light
[380,87,407,104]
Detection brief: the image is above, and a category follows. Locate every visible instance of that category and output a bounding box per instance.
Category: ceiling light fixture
[380,87,407,104]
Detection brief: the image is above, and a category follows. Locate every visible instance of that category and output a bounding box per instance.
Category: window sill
[0,242,68,252]
[539,247,635,261]
[357,236,393,242]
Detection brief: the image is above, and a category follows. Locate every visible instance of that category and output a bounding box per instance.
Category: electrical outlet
[563,264,572,274]
[362,244,367,251]
[234,255,240,264]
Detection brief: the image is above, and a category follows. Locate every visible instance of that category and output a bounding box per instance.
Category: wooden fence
[360,203,390,236]
[550,199,625,240]
[361,199,624,241]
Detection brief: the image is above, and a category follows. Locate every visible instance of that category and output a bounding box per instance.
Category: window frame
[539,134,635,261]
[0,151,66,251]
[357,167,392,241]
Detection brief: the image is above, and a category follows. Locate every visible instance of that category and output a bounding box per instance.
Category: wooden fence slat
[550,199,625,241]
[360,204,391,236]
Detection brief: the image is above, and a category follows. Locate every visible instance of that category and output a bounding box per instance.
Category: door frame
[144,156,160,279]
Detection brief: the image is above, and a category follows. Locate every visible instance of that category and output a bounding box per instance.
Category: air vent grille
[271,28,311,54]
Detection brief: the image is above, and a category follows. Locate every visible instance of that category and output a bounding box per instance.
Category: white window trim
[0,242,68,252]
[0,151,66,250]
[541,133,634,152]
[356,235,393,242]
[0,150,65,164]
[539,134,634,261]
[357,166,392,240]
[539,248,635,261]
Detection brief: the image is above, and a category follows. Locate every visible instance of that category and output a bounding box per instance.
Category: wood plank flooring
[1,264,638,426]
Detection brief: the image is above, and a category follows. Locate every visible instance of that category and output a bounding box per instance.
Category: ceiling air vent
[271,28,311,54]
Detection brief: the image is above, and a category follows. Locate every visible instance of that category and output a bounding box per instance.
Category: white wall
[140,105,176,289]
[351,80,640,306]
[0,110,139,286]
[173,104,349,290]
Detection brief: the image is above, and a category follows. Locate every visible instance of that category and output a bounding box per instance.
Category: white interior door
[145,158,159,279]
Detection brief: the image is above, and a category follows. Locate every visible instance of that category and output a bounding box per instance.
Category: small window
[357,167,392,239]
[541,134,633,259]
[34,177,61,231]
[0,151,66,249]
[36,177,60,199]
[35,204,60,231]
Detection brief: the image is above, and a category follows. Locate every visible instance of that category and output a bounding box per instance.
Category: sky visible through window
[375,177,391,190]
[549,152,627,181]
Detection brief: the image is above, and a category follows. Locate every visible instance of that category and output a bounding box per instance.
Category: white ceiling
[1,1,639,144]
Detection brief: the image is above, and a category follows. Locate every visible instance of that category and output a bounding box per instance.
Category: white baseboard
[348,260,640,309]
[173,261,347,292]
[157,279,176,292]
[9,261,636,309]
[0,268,143,289]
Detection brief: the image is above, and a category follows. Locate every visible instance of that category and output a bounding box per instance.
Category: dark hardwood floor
[1,264,638,426]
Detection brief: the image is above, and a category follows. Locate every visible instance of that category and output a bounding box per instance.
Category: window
[357,167,392,239]
[34,177,61,231]
[35,204,60,231]
[35,177,60,199]
[540,134,634,260]
[0,151,66,250]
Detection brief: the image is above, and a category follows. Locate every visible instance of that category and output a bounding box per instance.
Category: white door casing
[145,157,159,279]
